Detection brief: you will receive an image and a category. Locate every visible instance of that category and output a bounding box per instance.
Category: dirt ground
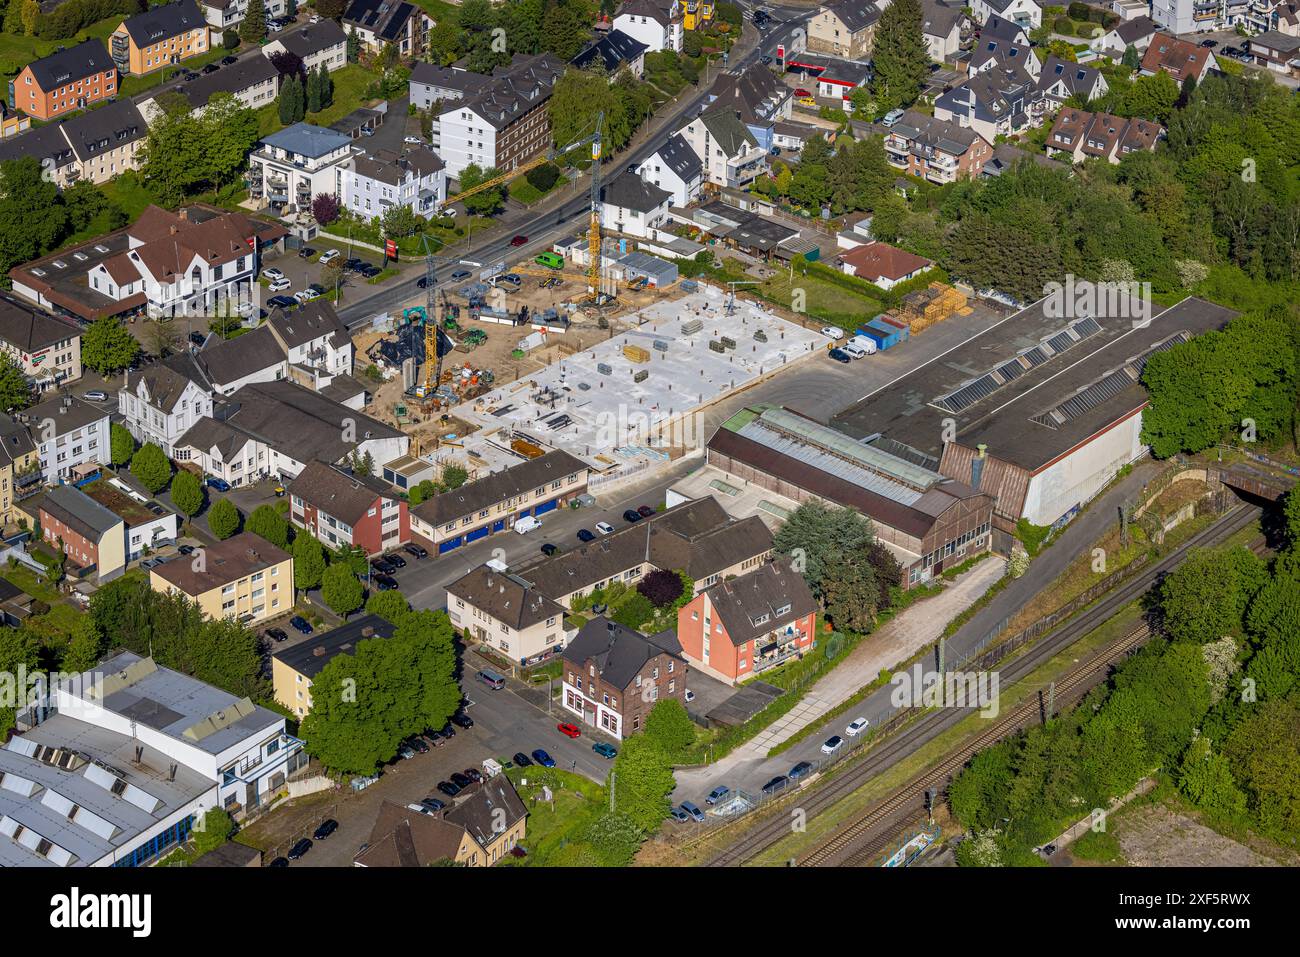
[1112,804,1282,867]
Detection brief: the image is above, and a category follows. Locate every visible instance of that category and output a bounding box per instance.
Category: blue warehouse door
[466,526,490,543]
[438,536,463,554]
[492,520,505,532]
[534,498,558,516]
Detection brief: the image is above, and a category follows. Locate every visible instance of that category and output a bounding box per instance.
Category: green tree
[293,532,327,592]
[1157,546,1266,644]
[207,498,242,540]
[222,28,239,49]
[109,422,135,467]
[140,94,260,205]
[611,736,675,833]
[456,163,506,216]
[870,0,928,113]
[61,617,104,674]
[306,66,322,114]
[642,699,695,759]
[441,463,468,489]
[0,157,66,275]
[129,442,172,494]
[81,317,141,376]
[322,563,364,616]
[365,589,410,624]
[169,470,204,518]
[191,808,235,856]
[346,25,360,61]
[317,63,333,109]
[381,202,421,237]
[238,0,266,43]
[0,628,40,735]
[0,353,31,411]
[1177,734,1248,821]
[246,503,290,548]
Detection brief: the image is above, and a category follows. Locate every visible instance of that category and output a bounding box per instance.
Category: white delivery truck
[514,515,543,534]
[849,335,878,356]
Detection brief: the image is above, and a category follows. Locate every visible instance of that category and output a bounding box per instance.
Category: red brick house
[560,617,687,739]
[288,461,409,556]
[676,558,818,685]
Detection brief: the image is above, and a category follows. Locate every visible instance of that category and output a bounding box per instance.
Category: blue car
[290,616,313,635]
[205,477,231,492]
[680,801,705,822]
[705,785,731,806]
[576,528,595,543]
[789,761,813,781]
[530,748,556,768]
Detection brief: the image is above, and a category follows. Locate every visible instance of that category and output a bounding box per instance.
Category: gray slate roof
[40,484,121,540]
[652,133,702,182]
[25,39,115,91]
[260,122,351,159]
[603,170,672,213]
[571,29,649,73]
[561,616,683,690]
[118,0,206,47]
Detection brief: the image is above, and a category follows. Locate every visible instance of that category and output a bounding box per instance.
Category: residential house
[808,0,880,58]
[601,171,672,239]
[836,240,934,289]
[676,558,818,685]
[140,52,280,122]
[969,15,1040,78]
[119,362,214,457]
[970,0,1041,28]
[784,53,873,106]
[635,132,703,206]
[560,617,687,739]
[0,416,41,528]
[149,531,292,624]
[921,0,968,61]
[170,417,264,487]
[679,108,767,189]
[881,111,993,183]
[705,61,794,150]
[262,19,348,73]
[1093,15,1160,56]
[408,449,589,554]
[679,0,714,31]
[82,477,178,561]
[266,299,355,385]
[0,97,147,189]
[1248,29,1300,72]
[614,0,684,53]
[514,496,774,610]
[248,122,354,215]
[12,39,118,121]
[571,29,649,78]
[110,0,211,76]
[1243,1,1300,36]
[446,565,568,665]
[288,460,410,555]
[272,614,395,717]
[24,395,109,485]
[0,101,31,138]
[0,295,82,392]
[1151,0,1220,35]
[1037,55,1108,106]
[354,777,527,867]
[197,0,287,32]
[1141,32,1219,80]
[436,53,564,178]
[341,148,447,221]
[1046,108,1165,164]
[408,62,487,115]
[342,0,433,58]
[933,64,1046,143]
[980,141,1070,177]
[38,483,126,581]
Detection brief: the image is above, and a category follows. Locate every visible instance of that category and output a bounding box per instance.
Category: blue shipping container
[858,325,892,350]
[866,317,902,348]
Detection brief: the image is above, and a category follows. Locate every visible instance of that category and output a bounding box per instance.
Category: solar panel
[995,359,1026,382]
[1046,331,1075,353]
[938,374,999,412]
[1071,316,1101,337]
[1022,347,1049,367]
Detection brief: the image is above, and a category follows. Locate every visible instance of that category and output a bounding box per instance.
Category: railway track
[705,503,1264,867]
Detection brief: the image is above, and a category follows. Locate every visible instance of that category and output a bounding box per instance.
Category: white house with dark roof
[25,394,109,484]
[921,0,968,60]
[934,64,1047,143]
[969,15,1040,77]
[570,28,649,78]
[341,147,447,220]
[613,0,684,52]
[0,97,147,189]
[1037,55,1108,106]
[635,132,703,206]
[1093,15,1160,56]
[808,0,881,58]
[119,361,213,456]
[0,295,82,392]
[248,122,354,215]
[261,18,348,73]
[343,0,434,58]
[970,0,1041,28]
[601,171,672,238]
[197,0,287,31]
[679,108,767,189]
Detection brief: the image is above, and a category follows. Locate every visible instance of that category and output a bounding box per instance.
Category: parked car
[451,269,472,280]
[372,574,399,592]
[290,616,313,635]
[404,135,424,145]
[592,741,617,759]
[313,819,339,840]
[670,807,690,823]
[622,509,642,523]
[266,628,289,643]
[384,553,406,568]
[531,749,556,768]
[298,246,316,259]
[269,856,289,867]
[576,528,595,542]
[512,752,533,767]
[680,801,705,822]
[404,543,428,559]
[540,542,560,556]
[424,729,446,747]
[449,772,472,789]
[267,295,297,309]
[881,108,905,127]
[293,290,318,304]
[706,785,731,805]
[510,234,528,246]
[450,712,474,729]
[263,267,285,282]
[762,775,789,795]
[637,505,655,518]
[793,88,812,99]
[463,768,483,783]
[397,743,416,760]
[345,257,366,271]
[822,735,843,755]
[319,249,341,264]
[436,780,461,797]
[1200,38,1218,47]
[846,716,869,737]
[421,797,447,813]
[760,54,773,65]
[287,838,312,860]
[595,521,615,535]
[828,348,852,363]
[82,390,108,402]
[684,689,695,703]
[409,736,429,754]
[205,477,231,492]
[789,761,813,780]
[557,722,581,738]
[221,55,239,65]
[371,557,396,574]
[360,264,382,278]
[140,557,165,569]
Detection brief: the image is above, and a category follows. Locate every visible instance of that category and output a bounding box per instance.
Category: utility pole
[1047,681,1055,722]
[609,770,616,812]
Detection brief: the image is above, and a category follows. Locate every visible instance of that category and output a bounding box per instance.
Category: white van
[849,335,878,356]
[514,515,543,534]
[843,341,868,359]
[482,758,504,778]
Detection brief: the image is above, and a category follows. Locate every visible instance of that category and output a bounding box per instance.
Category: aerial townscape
[0,0,1296,910]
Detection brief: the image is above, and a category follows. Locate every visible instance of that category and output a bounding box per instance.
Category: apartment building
[921,0,968,61]
[409,449,589,554]
[0,97,147,189]
[678,108,767,189]
[969,15,1040,77]
[560,617,687,739]
[355,778,527,867]
[934,65,1047,143]
[571,29,649,78]
[272,614,396,717]
[881,111,993,183]
[140,52,280,122]
[1141,31,1220,79]
[1047,108,1165,164]
[601,171,672,239]
[635,132,704,206]
[110,0,211,76]
[614,0,684,53]
[38,483,126,581]
[808,0,880,58]
[0,416,41,528]
[119,362,213,457]
[197,0,288,32]
[289,461,410,555]
[150,531,292,624]
[970,0,1041,28]
[342,0,433,58]
[23,395,109,485]
[262,19,348,73]
[1037,55,1108,107]
[341,148,448,221]
[0,295,82,393]
[436,54,564,178]
[446,564,568,665]
[248,122,354,215]
[680,0,714,31]
[11,39,118,121]
[676,559,818,685]
[1151,0,1221,34]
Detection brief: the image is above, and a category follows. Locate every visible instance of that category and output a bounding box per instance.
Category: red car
[793,88,812,99]
[510,234,528,247]
[557,722,581,738]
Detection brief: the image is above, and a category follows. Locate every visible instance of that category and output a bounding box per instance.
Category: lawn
[119,45,231,98]
[500,766,610,866]
[0,17,121,80]
[758,270,885,331]
[255,63,379,137]
[2,564,63,604]
[508,173,564,206]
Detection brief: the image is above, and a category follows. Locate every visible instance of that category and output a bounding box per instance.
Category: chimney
[168,764,176,782]
[977,444,987,458]
[361,626,375,638]
[312,645,326,656]
[134,745,143,764]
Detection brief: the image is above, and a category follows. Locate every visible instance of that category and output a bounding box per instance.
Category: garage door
[534,498,558,516]
[466,526,489,543]
[438,536,463,554]
[492,520,505,532]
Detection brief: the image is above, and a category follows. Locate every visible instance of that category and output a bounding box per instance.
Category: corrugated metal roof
[757,407,942,490]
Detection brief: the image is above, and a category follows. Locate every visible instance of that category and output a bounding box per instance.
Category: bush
[525,162,561,193]
[223,30,239,50]
[1054,15,1074,34]
[637,569,686,608]
[207,499,242,541]
[611,591,654,630]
